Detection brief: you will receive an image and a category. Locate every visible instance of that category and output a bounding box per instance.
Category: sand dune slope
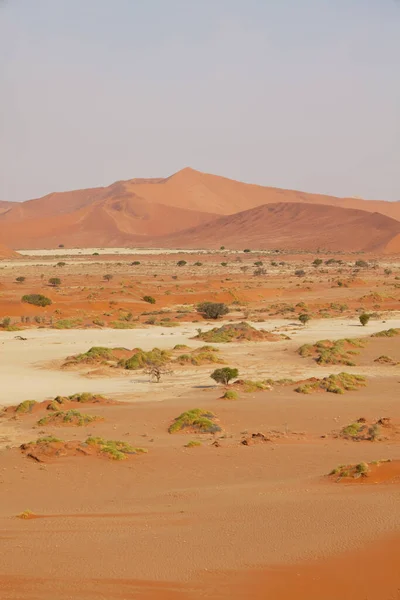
[156,202,400,253]
[1,168,399,249]
[0,188,217,249]
[0,242,19,259]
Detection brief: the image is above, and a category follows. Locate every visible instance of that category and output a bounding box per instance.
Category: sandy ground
[0,252,399,599]
[1,317,399,407]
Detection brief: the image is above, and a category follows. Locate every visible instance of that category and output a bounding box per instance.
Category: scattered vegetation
[142,295,156,304]
[169,409,221,434]
[337,417,393,442]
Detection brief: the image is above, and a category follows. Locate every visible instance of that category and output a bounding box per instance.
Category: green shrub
[86,437,147,460]
[22,294,52,307]
[177,260,187,267]
[359,313,370,326]
[196,302,229,320]
[185,440,202,448]
[221,390,238,400]
[16,276,26,283]
[49,277,61,287]
[143,295,156,304]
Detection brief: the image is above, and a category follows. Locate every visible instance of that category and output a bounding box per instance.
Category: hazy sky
[1,0,399,202]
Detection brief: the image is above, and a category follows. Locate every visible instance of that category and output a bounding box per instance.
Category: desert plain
[0,243,399,600]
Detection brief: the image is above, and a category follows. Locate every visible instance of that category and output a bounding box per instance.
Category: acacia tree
[144,364,172,383]
[299,313,311,326]
[211,367,239,385]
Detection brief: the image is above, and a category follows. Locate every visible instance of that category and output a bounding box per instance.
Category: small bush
[103,274,113,281]
[143,295,156,304]
[16,276,26,283]
[295,269,306,277]
[355,260,369,268]
[197,302,229,320]
[49,277,61,287]
[22,294,52,307]
[177,260,187,267]
[243,249,251,253]
[185,440,202,448]
[131,261,141,265]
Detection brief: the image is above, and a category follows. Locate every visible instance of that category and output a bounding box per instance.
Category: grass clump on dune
[85,437,148,460]
[38,409,101,427]
[185,440,202,448]
[295,372,366,395]
[15,400,37,414]
[17,510,37,520]
[119,347,171,370]
[70,346,117,364]
[194,322,272,343]
[329,461,370,479]
[168,409,221,434]
[221,390,238,400]
[371,328,400,338]
[176,346,223,366]
[298,338,364,366]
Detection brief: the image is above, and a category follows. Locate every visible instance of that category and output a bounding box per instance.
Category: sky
[0,0,399,202]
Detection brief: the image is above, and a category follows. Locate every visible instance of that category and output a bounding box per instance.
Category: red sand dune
[0,242,19,259]
[1,168,399,250]
[156,202,400,253]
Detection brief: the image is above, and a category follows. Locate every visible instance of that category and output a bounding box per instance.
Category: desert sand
[0,247,399,599]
